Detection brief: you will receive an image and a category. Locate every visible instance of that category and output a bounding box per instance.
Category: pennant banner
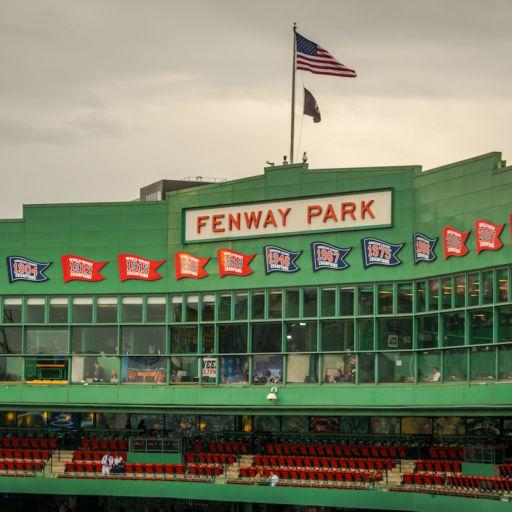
[61,255,108,283]
[218,249,255,277]
[174,252,210,280]
[475,219,504,253]
[7,256,51,283]
[362,238,404,269]
[413,233,438,264]
[118,254,165,282]
[442,226,470,259]
[311,242,350,272]
[264,245,302,274]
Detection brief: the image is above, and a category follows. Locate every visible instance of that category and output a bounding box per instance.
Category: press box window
[3,298,22,323]
[26,298,45,323]
[201,295,215,322]
[234,293,248,320]
[96,297,118,323]
[122,297,143,323]
[49,297,68,323]
[147,296,166,323]
[186,296,198,322]
[339,287,354,316]
[72,297,93,323]
[170,296,183,323]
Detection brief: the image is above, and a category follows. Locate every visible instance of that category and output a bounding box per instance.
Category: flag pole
[290,22,297,164]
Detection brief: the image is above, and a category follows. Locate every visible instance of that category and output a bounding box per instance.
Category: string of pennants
[5,218,507,283]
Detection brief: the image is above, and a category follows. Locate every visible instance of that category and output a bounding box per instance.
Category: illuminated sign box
[184,189,392,242]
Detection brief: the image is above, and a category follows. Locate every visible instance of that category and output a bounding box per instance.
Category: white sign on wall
[184,190,392,242]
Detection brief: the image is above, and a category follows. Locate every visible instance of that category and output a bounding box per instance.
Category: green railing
[129,436,181,453]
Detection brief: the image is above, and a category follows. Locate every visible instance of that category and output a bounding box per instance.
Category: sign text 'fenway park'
[184,190,392,242]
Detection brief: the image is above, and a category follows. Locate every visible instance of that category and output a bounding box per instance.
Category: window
[443,348,467,381]
[497,268,509,302]
[417,315,438,349]
[218,324,247,353]
[303,288,317,317]
[234,293,248,320]
[0,327,22,354]
[377,317,412,350]
[498,305,512,342]
[286,354,318,383]
[469,309,492,345]
[377,284,393,314]
[252,355,283,384]
[358,286,374,315]
[171,357,199,384]
[147,296,166,323]
[219,355,248,384]
[170,296,183,323]
[468,273,480,307]
[268,291,282,319]
[26,327,68,354]
[286,321,317,352]
[470,346,495,381]
[339,287,354,316]
[122,326,166,355]
[170,326,198,354]
[442,312,465,347]
[482,271,494,305]
[97,297,117,323]
[285,289,300,318]
[27,298,45,323]
[322,353,355,383]
[321,288,335,317]
[201,294,215,322]
[357,318,374,351]
[252,323,282,352]
[378,352,415,383]
[397,282,413,314]
[321,320,354,352]
[49,297,68,323]
[429,279,439,310]
[72,326,118,354]
[454,275,466,308]
[3,298,22,323]
[122,297,142,323]
[124,356,166,384]
[185,295,198,322]
[416,281,426,313]
[358,354,375,383]
[201,325,215,354]
[418,350,441,382]
[251,292,265,320]
[442,277,452,309]
[72,297,92,323]
[218,294,231,321]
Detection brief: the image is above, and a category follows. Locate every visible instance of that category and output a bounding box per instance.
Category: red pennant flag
[174,252,210,280]
[475,219,504,254]
[118,254,165,282]
[218,249,255,277]
[442,227,470,259]
[62,255,108,283]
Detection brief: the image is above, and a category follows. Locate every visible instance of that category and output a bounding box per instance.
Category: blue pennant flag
[311,242,351,272]
[361,238,404,269]
[413,233,438,264]
[7,256,51,283]
[264,246,302,274]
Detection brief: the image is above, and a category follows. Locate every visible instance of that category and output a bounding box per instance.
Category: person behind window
[93,361,105,382]
[110,370,119,383]
[426,366,441,382]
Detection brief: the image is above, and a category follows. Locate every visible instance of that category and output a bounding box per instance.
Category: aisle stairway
[47,450,74,477]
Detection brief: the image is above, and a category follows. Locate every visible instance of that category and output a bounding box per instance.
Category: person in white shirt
[269,471,279,487]
[101,452,113,475]
[429,367,441,382]
[112,453,123,473]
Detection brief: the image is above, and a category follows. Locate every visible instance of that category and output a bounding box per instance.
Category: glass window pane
[498,343,512,379]
[454,275,466,308]
[124,356,166,384]
[444,348,467,382]
[286,321,317,352]
[218,294,231,321]
[49,297,68,323]
[170,326,198,354]
[286,354,318,383]
[321,320,354,351]
[252,323,282,352]
[442,277,452,309]
[416,281,426,313]
[469,308,493,345]
[322,353,356,383]
[321,288,335,317]
[170,296,183,323]
[122,297,142,323]
[429,278,439,311]
[286,289,300,318]
[378,352,415,383]
[170,357,199,384]
[482,271,494,305]
[251,292,265,320]
[147,296,166,323]
[0,327,22,354]
[378,284,393,314]
[268,291,282,319]
[218,324,247,353]
[498,305,512,342]
[26,327,68,354]
[27,297,45,323]
[72,326,118,354]
[358,286,374,315]
[234,293,248,320]
[303,288,317,317]
[357,318,374,350]
[25,357,68,382]
[219,355,248,384]
[397,283,413,314]
[377,317,412,350]
[358,354,375,383]
[418,350,441,382]
[339,287,354,316]
[198,415,235,432]
[201,294,215,322]
[497,268,509,302]
[201,325,215,354]
[470,346,495,381]
[97,297,117,323]
[72,297,92,323]
[3,298,22,323]
[201,356,217,384]
[71,355,120,384]
[0,356,22,382]
[468,272,480,307]
[442,312,465,347]
[122,326,166,355]
[417,315,439,349]
[185,295,198,322]
[252,355,283,384]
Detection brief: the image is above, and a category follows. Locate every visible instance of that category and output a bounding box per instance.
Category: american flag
[295,32,356,78]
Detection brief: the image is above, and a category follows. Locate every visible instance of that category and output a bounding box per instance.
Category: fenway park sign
[184,190,392,242]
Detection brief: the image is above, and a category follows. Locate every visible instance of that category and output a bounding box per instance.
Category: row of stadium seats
[0,461,45,472]
[265,443,407,458]
[0,449,52,461]
[415,460,462,473]
[191,441,249,454]
[402,472,446,486]
[0,438,57,450]
[239,466,382,483]
[390,486,502,500]
[66,462,186,474]
[499,463,512,477]
[427,447,464,460]
[74,450,127,461]
[253,455,394,471]
[448,474,512,491]
[81,439,128,451]
[185,453,236,465]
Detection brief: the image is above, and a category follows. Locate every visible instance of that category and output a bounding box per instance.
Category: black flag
[303,87,321,123]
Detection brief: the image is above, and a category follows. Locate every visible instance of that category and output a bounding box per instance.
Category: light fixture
[266,387,279,401]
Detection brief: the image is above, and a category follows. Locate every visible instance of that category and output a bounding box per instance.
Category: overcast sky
[1,0,511,218]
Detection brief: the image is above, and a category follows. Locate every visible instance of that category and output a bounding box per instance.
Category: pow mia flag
[304,87,321,123]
